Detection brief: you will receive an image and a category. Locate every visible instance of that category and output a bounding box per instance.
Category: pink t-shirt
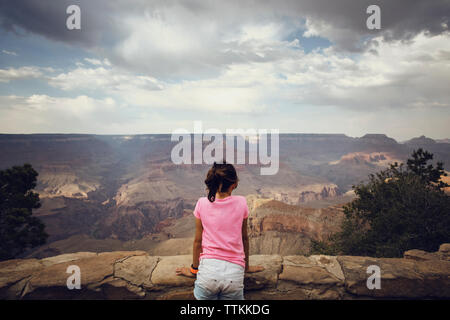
[193,195,249,268]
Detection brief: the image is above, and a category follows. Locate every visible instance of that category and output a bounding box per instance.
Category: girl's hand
[175,267,196,278]
[245,265,265,273]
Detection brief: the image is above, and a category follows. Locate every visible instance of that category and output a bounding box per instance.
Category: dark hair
[205,161,238,202]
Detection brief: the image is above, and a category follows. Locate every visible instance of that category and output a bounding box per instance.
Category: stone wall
[1,244,449,300]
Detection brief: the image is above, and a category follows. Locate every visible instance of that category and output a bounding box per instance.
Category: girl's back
[193,195,249,268]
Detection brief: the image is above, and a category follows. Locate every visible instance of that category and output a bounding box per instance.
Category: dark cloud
[276,0,450,51]
[1,0,448,50]
[1,0,449,79]
[0,0,120,46]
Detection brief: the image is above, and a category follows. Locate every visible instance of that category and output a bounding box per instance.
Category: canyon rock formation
[1,134,449,258]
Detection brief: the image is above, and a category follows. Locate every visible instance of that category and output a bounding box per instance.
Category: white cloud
[38,31,450,117]
[47,63,270,113]
[84,58,111,66]
[84,58,103,66]
[275,32,450,110]
[110,5,302,79]
[0,94,125,133]
[2,49,18,56]
[48,65,162,92]
[0,66,43,82]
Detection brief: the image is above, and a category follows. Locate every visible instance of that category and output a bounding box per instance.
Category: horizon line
[0,132,448,142]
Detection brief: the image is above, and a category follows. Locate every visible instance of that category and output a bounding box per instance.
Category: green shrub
[310,149,450,257]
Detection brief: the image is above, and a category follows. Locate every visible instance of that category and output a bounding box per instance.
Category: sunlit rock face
[246,197,344,255]
[256,184,340,205]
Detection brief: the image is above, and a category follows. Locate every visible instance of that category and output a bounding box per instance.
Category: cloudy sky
[0,0,449,140]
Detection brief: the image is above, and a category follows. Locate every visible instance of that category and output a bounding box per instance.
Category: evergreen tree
[0,164,48,261]
[310,149,450,257]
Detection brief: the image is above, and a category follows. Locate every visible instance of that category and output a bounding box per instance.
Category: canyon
[0,133,449,259]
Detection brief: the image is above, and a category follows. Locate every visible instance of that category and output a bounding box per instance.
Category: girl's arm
[176,218,203,277]
[192,218,203,268]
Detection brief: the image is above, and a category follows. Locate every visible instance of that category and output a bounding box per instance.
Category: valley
[1,133,449,258]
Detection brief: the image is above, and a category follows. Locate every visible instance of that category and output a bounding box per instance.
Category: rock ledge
[0,244,449,300]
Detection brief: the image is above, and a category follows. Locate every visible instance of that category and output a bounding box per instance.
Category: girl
[176,161,264,300]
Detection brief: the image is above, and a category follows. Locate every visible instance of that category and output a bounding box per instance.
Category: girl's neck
[216,191,232,200]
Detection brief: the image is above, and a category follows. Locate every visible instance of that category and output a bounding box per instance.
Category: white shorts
[193,258,245,300]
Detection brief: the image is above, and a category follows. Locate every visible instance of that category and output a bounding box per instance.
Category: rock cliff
[1,244,449,300]
[246,197,344,255]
